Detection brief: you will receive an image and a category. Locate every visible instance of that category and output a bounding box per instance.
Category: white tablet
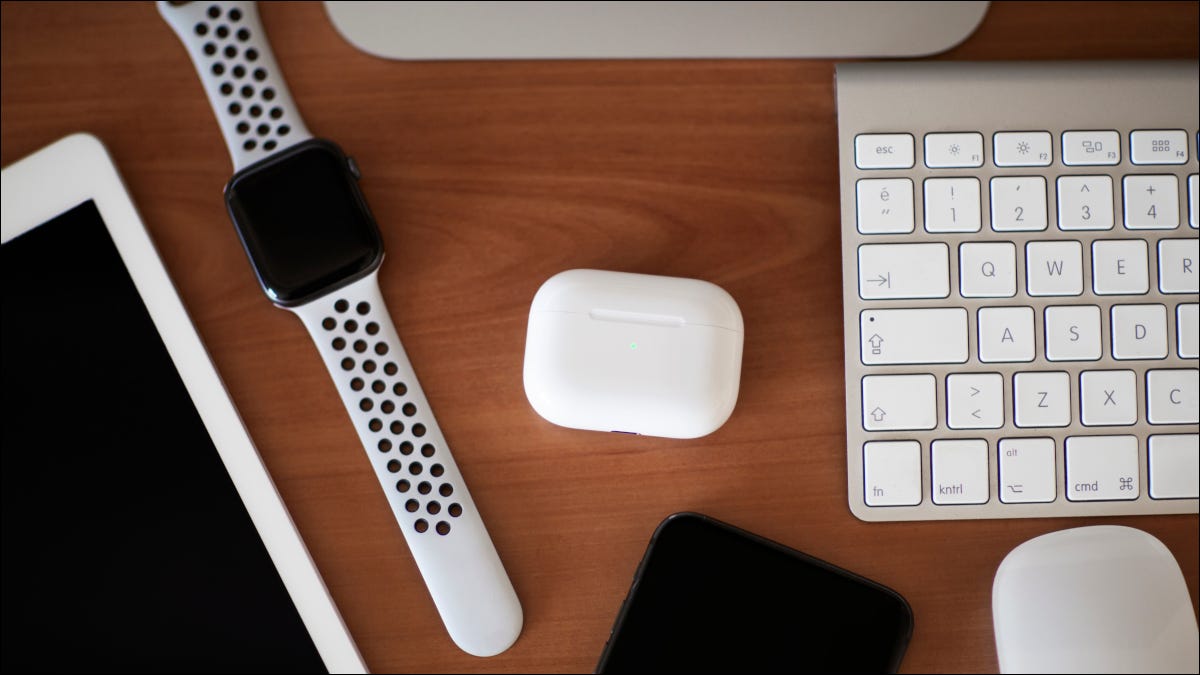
[0,134,366,673]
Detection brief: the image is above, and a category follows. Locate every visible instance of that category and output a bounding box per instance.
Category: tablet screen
[1,200,327,673]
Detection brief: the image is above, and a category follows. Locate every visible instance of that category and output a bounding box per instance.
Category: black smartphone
[596,513,913,674]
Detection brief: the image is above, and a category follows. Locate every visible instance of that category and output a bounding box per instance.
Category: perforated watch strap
[292,271,523,657]
[158,1,312,171]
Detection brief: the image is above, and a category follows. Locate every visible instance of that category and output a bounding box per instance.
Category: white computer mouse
[993,525,1199,674]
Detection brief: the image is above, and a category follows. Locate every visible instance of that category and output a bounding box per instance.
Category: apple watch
[158,1,522,657]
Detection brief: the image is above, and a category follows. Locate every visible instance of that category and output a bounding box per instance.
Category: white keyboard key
[1092,240,1148,295]
[862,374,936,431]
[994,131,1052,167]
[1044,305,1102,361]
[1123,175,1179,229]
[863,441,921,506]
[1147,369,1199,425]
[860,308,968,365]
[924,178,981,232]
[1061,130,1121,166]
[857,243,949,300]
[1026,241,1083,296]
[1065,435,1139,501]
[947,373,1003,429]
[1149,434,1200,499]
[1130,129,1189,165]
[1179,304,1199,359]
[931,439,989,505]
[978,306,1035,363]
[1189,174,1198,228]
[991,176,1047,231]
[924,132,984,168]
[1158,238,1199,293]
[998,438,1056,504]
[1080,370,1137,426]
[856,178,914,234]
[1057,175,1114,230]
[1111,304,1168,360]
[1015,371,1071,428]
[959,242,1016,298]
[855,133,915,169]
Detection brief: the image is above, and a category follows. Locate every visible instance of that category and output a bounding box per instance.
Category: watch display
[225,139,382,305]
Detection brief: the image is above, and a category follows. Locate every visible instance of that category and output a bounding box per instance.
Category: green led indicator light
[630,343,637,350]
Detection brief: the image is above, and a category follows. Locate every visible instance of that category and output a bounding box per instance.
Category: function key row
[855,130,1193,170]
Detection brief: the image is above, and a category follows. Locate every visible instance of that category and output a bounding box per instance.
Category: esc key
[855,134,915,169]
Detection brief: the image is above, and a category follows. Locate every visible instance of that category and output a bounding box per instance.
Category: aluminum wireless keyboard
[835,62,1199,521]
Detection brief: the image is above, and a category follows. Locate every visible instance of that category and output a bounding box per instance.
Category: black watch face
[225,139,383,305]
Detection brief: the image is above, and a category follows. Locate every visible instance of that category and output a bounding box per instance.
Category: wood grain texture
[3,1,1197,672]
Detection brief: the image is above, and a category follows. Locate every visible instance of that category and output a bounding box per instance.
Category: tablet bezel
[1,133,367,674]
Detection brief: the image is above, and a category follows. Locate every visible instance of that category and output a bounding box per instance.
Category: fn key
[864,441,922,506]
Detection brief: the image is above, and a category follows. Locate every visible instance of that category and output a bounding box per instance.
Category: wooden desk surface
[3,1,1197,671]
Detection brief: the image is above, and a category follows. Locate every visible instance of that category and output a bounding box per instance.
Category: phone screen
[596,513,912,674]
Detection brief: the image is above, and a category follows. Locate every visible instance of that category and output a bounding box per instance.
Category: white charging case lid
[523,269,744,439]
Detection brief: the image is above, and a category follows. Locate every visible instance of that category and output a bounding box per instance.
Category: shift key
[861,308,969,365]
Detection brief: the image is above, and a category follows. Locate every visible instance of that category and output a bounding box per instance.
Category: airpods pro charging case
[523,269,744,439]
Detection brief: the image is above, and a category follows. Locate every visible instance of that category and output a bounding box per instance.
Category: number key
[1057,175,1113,230]
[1123,175,1179,229]
[991,176,1047,231]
